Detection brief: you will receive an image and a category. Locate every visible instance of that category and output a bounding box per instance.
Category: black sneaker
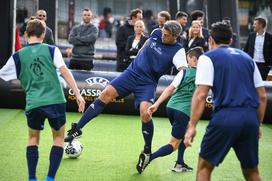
[136,151,150,174]
[64,123,82,142]
[171,162,193,172]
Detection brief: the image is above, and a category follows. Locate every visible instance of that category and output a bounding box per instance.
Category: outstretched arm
[59,65,85,113]
[148,70,185,115]
[148,85,175,115]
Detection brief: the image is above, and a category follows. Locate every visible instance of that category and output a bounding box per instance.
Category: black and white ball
[64,140,83,158]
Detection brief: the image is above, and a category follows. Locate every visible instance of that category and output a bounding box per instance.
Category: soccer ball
[64,140,83,158]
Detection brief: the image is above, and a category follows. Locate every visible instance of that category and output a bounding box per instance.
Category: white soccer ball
[64,140,83,158]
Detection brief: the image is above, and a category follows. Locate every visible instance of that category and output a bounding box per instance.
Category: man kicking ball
[64,21,188,168]
[136,47,203,174]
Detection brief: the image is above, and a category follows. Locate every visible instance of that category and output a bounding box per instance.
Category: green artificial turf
[0,108,271,181]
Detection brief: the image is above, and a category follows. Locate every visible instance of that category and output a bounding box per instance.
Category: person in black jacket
[150,11,171,33]
[185,20,206,52]
[124,20,148,68]
[115,8,143,72]
[36,10,54,45]
[191,10,209,50]
[244,16,272,80]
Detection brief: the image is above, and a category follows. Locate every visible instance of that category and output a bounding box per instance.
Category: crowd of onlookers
[17,7,272,80]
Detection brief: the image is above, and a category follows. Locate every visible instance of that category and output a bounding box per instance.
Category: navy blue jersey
[127,29,187,84]
[196,46,263,112]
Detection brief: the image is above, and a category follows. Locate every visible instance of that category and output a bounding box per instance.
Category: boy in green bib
[137,47,203,173]
[0,19,85,181]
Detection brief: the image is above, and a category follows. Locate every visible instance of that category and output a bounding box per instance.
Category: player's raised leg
[27,128,40,181]
[64,85,118,142]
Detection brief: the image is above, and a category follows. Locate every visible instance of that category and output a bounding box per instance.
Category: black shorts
[166,107,189,140]
[25,103,66,131]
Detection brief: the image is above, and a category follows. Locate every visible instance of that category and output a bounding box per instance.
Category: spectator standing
[151,11,171,32]
[175,11,188,37]
[115,8,143,72]
[68,8,98,71]
[191,10,209,50]
[244,16,272,80]
[222,17,238,48]
[36,10,54,45]
[185,20,206,52]
[124,20,148,68]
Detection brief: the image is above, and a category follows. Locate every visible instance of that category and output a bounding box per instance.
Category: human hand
[76,95,85,113]
[183,125,196,147]
[147,105,158,116]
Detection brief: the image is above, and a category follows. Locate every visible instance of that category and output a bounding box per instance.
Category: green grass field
[0,108,271,181]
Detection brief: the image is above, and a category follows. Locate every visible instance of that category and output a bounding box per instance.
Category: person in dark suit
[116,8,143,72]
[185,20,206,52]
[244,16,272,80]
[151,11,171,33]
[36,10,54,45]
[124,20,148,69]
[222,17,238,48]
[191,10,209,50]
[175,11,188,47]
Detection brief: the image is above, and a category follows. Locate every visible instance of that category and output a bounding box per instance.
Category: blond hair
[188,20,203,39]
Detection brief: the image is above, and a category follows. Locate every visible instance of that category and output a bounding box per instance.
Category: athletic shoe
[45,176,55,181]
[136,151,150,174]
[171,162,193,173]
[64,123,82,142]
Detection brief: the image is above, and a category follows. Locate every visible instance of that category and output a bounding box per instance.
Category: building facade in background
[16,0,272,46]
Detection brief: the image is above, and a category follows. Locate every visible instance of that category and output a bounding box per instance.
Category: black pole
[0,0,14,68]
[169,0,178,19]
[207,0,240,47]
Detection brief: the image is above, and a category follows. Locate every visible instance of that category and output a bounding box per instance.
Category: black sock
[150,144,174,161]
[142,120,154,154]
[76,99,106,129]
[177,142,186,165]
[26,145,39,180]
[47,146,63,179]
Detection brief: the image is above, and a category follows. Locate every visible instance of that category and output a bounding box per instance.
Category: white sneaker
[171,163,193,173]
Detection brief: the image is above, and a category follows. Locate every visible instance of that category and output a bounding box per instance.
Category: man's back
[201,46,259,111]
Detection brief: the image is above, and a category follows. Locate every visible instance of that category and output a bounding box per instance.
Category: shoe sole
[64,135,82,142]
[171,168,193,173]
[136,154,144,174]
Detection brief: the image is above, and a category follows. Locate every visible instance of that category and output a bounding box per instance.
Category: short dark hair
[130,8,143,19]
[158,11,171,21]
[222,17,231,26]
[83,8,91,12]
[210,21,233,44]
[26,19,46,38]
[187,46,204,59]
[191,10,205,21]
[175,11,188,19]
[254,16,267,28]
